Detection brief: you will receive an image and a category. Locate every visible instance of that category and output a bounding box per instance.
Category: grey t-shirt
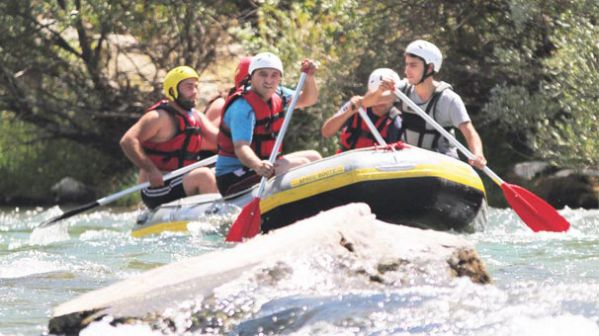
[396,80,470,157]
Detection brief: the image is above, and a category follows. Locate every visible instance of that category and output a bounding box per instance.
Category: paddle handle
[393,88,504,186]
[97,155,217,205]
[256,72,308,197]
[357,107,388,146]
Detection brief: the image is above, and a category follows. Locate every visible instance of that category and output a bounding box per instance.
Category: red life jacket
[217,87,286,159]
[141,100,204,171]
[337,107,399,153]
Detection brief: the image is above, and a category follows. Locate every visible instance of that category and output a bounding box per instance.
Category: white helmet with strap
[249,52,284,76]
[367,68,401,91]
[405,40,443,73]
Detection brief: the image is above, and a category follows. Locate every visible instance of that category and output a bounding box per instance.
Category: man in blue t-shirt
[216,52,321,196]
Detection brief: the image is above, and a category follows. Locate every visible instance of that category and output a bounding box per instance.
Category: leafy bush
[0,111,133,203]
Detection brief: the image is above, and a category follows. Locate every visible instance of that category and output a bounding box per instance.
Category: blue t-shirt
[216,86,295,176]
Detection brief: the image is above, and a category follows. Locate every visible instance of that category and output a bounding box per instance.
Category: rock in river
[48,203,490,335]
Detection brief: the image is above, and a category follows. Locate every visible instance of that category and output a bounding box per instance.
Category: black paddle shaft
[39,201,100,227]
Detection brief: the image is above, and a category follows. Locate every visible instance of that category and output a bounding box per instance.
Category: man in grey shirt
[362,40,487,169]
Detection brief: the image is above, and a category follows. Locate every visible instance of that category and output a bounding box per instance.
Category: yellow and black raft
[132,144,486,238]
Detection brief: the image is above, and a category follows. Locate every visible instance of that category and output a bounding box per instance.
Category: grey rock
[535,170,599,209]
[50,177,95,203]
[512,161,551,180]
[48,203,490,335]
[554,168,599,178]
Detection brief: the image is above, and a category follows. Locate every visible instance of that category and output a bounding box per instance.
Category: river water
[1,205,598,335]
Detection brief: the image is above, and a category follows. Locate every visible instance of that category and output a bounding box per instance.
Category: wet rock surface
[48,203,490,335]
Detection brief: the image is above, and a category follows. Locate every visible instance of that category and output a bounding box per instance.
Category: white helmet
[367,68,401,91]
[405,40,443,73]
[249,52,284,76]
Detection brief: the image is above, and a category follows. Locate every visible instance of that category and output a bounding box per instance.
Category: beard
[175,97,196,110]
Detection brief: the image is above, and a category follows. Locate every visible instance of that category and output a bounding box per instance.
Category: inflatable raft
[132,143,486,238]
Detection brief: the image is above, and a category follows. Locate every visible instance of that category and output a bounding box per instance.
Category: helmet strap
[416,63,435,85]
[240,76,251,92]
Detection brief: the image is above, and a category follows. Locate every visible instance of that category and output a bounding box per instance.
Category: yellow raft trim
[260,163,485,213]
[132,162,484,238]
[290,166,346,188]
[131,221,190,238]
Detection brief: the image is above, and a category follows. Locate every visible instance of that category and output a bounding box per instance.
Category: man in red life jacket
[216,52,321,196]
[321,68,402,152]
[120,66,219,209]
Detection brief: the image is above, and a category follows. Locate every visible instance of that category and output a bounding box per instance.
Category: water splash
[80,316,159,336]
[0,255,64,279]
[29,222,70,245]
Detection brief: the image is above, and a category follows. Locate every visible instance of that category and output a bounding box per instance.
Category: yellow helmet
[162,66,200,101]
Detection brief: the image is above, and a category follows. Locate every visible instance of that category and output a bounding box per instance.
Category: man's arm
[204,97,225,127]
[458,121,487,169]
[321,96,361,138]
[195,111,220,151]
[295,59,319,108]
[361,78,396,108]
[119,111,165,186]
[226,100,274,177]
[233,141,274,177]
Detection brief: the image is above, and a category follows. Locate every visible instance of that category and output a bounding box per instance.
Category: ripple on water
[0,254,65,279]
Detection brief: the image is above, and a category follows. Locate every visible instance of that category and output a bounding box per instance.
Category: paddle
[393,87,570,232]
[39,155,217,227]
[225,72,308,242]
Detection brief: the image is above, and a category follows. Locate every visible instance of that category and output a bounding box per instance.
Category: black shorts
[141,175,187,209]
[217,167,261,197]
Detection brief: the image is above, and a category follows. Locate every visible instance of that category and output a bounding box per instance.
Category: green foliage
[1,0,598,205]
[481,4,599,168]
[481,85,559,153]
[0,111,122,202]
[535,14,599,167]
[0,0,240,167]
[0,0,246,203]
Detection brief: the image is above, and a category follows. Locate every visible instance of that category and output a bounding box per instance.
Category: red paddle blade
[225,197,262,242]
[501,183,570,232]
